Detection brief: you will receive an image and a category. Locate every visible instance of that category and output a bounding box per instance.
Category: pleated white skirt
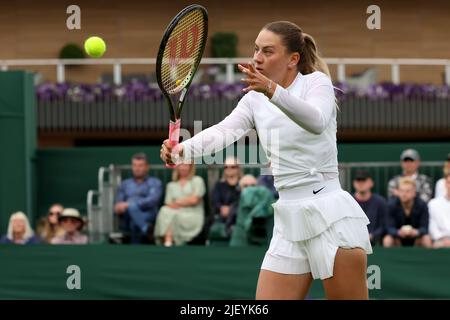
[261,178,373,280]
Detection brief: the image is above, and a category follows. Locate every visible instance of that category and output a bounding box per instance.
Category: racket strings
[161,9,206,94]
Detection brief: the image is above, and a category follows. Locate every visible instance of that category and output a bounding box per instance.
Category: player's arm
[175,98,255,162]
[239,64,335,135]
[268,76,336,134]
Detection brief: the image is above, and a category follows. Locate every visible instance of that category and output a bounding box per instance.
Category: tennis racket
[156,4,208,167]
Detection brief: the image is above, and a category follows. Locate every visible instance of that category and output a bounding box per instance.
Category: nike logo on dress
[313,186,325,194]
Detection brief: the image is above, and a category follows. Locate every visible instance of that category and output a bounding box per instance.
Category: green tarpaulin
[1,245,450,299]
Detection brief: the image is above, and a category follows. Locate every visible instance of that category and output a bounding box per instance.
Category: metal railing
[339,161,444,196]
[87,161,445,243]
[38,96,450,132]
[2,57,450,85]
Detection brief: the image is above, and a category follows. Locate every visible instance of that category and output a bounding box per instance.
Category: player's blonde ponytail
[299,33,330,77]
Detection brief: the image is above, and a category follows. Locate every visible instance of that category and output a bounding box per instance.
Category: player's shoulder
[303,71,333,86]
[238,90,263,109]
[244,90,265,101]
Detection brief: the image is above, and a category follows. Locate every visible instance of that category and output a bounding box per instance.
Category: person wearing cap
[383,177,432,248]
[352,170,387,246]
[50,208,88,244]
[0,212,41,244]
[428,173,450,248]
[387,149,433,203]
[433,153,450,199]
[114,153,163,244]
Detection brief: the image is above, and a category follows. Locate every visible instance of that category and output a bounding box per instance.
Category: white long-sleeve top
[181,71,339,191]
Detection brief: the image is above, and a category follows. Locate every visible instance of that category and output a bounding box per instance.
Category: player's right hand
[160,139,184,165]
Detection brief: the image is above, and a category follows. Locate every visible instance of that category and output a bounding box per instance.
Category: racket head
[156,4,208,120]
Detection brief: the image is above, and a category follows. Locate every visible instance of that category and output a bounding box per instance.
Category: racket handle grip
[166,119,181,168]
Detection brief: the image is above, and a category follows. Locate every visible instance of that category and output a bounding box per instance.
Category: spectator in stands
[240,174,258,190]
[383,177,432,248]
[0,211,41,244]
[428,173,450,248]
[35,203,65,243]
[154,163,206,247]
[230,174,275,247]
[51,208,88,244]
[256,162,278,199]
[387,149,433,203]
[352,170,387,245]
[209,156,242,240]
[434,153,450,199]
[114,153,163,244]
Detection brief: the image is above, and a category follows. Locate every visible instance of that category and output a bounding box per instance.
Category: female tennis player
[160,21,372,300]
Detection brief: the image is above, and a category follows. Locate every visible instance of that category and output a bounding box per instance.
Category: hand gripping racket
[156,4,208,167]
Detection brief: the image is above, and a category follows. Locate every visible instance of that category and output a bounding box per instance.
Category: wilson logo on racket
[167,24,200,67]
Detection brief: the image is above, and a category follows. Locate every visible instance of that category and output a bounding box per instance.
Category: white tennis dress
[180,71,372,280]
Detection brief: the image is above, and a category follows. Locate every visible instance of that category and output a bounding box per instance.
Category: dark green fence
[1,245,449,299]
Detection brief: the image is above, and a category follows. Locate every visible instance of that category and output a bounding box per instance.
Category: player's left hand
[238,62,275,98]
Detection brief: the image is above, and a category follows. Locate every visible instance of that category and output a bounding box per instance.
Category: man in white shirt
[434,153,450,198]
[428,174,450,248]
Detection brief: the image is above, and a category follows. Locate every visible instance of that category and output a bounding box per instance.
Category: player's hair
[263,21,330,77]
[398,176,417,189]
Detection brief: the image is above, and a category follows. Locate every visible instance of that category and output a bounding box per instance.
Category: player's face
[132,159,149,179]
[398,183,416,203]
[253,29,297,83]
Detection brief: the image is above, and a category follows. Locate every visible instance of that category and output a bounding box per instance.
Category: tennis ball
[176,79,182,86]
[84,36,106,58]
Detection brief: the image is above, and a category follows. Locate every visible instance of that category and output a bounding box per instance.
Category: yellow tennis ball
[84,36,106,58]
[176,79,182,86]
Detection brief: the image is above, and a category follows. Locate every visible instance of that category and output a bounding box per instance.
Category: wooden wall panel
[0,0,448,83]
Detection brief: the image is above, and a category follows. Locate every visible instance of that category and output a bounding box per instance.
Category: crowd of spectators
[2,149,449,249]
